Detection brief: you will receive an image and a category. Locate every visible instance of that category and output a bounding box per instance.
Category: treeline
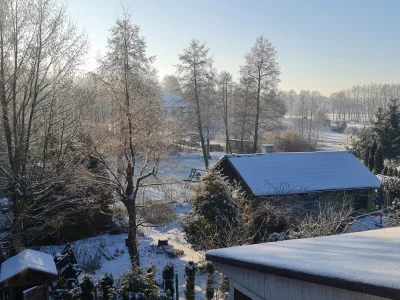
[281,83,400,122]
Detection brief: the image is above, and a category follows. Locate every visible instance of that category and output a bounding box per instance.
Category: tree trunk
[194,77,209,169]
[253,79,261,153]
[126,202,139,268]
[12,193,24,254]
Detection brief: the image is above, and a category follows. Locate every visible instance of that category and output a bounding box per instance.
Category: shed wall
[213,262,390,300]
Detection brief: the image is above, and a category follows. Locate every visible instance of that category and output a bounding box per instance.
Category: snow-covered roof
[222,151,380,196]
[206,227,400,298]
[0,249,58,282]
[161,94,185,108]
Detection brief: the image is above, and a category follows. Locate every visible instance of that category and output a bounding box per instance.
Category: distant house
[161,94,186,120]
[206,227,399,300]
[214,148,380,211]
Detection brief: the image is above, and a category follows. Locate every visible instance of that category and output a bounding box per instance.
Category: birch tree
[240,36,280,153]
[176,40,213,169]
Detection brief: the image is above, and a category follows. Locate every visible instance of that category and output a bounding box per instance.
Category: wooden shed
[0,249,58,300]
[206,227,400,300]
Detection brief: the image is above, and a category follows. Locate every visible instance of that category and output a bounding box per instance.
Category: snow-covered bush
[184,261,196,300]
[100,273,114,300]
[183,170,252,250]
[162,263,174,299]
[205,263,214,300]
[80,274,95,300]
[119,265,161,300]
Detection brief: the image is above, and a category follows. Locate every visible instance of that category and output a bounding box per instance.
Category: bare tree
[216,71,233,153]
[0,0,88,251]
[93,9,167,267]
[176,40,213,169]
[240,36,280,153]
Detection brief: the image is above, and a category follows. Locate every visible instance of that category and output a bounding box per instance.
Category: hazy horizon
[68,0,400,96]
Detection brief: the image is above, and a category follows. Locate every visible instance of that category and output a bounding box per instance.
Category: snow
[0,249,57,282]
[161,94,185,108]
[207,227,400,290]
[224,151,380,196]
[40,202,210,299]
[345,212,387,233]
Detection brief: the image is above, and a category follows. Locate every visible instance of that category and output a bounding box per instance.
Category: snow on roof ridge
[0,249,58,282]
[226,150,350,158]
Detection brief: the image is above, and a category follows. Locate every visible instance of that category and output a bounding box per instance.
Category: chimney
[262,144,275,154]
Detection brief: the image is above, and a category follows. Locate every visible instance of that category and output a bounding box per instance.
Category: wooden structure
[53,244,81,288]
[0,250,58,300]
[206,227,400,300]
[184,168,205,187]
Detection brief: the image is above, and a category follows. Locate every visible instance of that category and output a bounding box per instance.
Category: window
[234,288,252,300]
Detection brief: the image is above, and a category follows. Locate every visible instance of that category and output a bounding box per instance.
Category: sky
[68,0,400,96]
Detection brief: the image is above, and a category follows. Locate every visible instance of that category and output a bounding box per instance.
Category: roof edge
[206,253,399,299]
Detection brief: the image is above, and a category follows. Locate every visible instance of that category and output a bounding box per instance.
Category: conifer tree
[368,141,377,171]
[382,166,388,176]
[185,261,196,300]
[364,146,370,168]
[205,263,215,300]
[80,275,95,300]
[394,168,399,177]
[388,167,394,177]
[162,263,175,299]
[374,145,384,174]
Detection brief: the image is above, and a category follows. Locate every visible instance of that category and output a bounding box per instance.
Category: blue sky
[68,0,400,95]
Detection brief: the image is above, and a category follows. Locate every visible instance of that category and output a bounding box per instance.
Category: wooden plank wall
[213,262,390,300]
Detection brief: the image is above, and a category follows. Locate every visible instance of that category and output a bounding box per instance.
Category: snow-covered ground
[41,202,210,299]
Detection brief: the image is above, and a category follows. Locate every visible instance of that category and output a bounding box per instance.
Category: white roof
[0,249,57,282]
[206,227,400,294]
[224,151,380,196]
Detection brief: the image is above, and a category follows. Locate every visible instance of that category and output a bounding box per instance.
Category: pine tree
[162,263,174,299]
[394,168,399,177]
[374,145,384,174]
[205,263,214,300]
[368,141,377,171]
[184,261,196,300]
[219,276,230,298]
[388,167,394,177]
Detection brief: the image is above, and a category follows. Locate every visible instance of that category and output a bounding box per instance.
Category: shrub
[184,261,196,300]
[382,166,388,175]
[205,263,214,300]
[119,266,160,300]
[162,263,174,299]
[80,274,95,300]
[73,244,103,274]
[265,131,315,152]
[100,273,114,300]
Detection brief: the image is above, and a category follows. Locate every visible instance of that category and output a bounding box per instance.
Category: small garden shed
[206,227,400,300]
[0,249,58,300]
[214,150,380,211]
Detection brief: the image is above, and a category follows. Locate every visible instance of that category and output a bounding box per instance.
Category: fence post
[175,273,178,300]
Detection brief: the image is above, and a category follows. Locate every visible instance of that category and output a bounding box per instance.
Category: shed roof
[0,249,58,282]
[220,151,380,196]
[206,227,400,299]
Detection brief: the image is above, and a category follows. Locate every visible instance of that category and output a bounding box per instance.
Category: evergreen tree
[205,263,214,300]
[183,170,250,250]
[373,99,400,160]
[80,274,95,300]
[388,167,394,177]
[364,146,370,167]
[394,168,399,177]
[368,141,377,171]
[162,263,174,299]
[219,276,229,298]
[374,145,384,174]
[184,261,196,300]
